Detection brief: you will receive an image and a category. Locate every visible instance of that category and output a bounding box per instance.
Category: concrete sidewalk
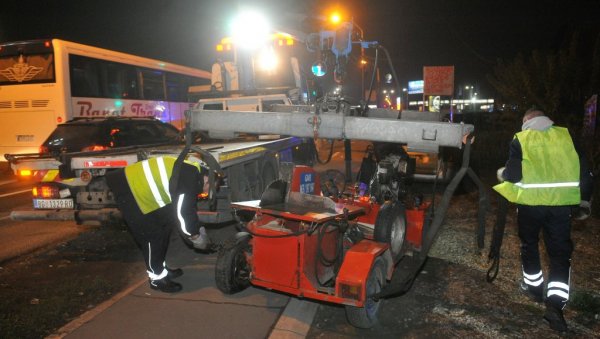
[53,226,318,339]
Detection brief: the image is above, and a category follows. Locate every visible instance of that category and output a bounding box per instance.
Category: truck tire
[345,257,385,328]
[374,201,406,261]
[215,235,251,294]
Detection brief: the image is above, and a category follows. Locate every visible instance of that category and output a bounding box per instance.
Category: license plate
[33,199,74,209]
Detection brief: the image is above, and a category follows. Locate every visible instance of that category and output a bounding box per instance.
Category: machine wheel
[215,235,251,294]
[260,155,278,192]
[345,257,385,328]
[374,201,406,261]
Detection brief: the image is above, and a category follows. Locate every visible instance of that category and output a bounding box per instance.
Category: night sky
[2,0,599,97]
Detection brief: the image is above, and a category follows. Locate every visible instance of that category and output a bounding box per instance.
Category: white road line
[0,179,17,186]
[0,215,11,220]
[0,189,31,198]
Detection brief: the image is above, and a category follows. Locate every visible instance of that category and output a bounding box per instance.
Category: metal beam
[189,110,474,151]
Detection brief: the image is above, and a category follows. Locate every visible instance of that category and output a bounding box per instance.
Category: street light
[402,87,408,110]
[230,10,270,50]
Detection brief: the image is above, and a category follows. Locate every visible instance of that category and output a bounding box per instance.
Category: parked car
[39,117,183,155]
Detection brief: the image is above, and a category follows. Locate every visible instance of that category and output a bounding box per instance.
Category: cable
[361,46,379,114]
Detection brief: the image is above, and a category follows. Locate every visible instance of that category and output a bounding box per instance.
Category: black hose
[313,138,335,165]
[487,194,509,282]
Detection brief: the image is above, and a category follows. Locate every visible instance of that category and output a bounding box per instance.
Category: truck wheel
[345,257,385,328]
[215,235,251,294]
[374,201,406,261]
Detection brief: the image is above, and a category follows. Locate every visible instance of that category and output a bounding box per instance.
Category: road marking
[0,189,30,198]
[0,215,11,220]
[268,298,319,339]
[0,179,17,186]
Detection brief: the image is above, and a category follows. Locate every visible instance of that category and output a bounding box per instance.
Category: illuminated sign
[408,80,423,94]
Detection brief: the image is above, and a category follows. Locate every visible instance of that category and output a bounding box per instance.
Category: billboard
[407,80,424,94]
[423,66,454,96]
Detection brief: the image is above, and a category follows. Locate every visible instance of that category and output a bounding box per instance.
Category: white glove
[573,200,591,221]
[496,167,506,183]
[189,227,210,250]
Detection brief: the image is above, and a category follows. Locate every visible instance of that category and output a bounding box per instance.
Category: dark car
[40,117,183,155]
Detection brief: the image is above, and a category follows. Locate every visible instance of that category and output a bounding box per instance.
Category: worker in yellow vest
[106,156,210,293]
[494,108,593,332]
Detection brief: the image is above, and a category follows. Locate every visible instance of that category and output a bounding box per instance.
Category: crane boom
[187,108,474,152]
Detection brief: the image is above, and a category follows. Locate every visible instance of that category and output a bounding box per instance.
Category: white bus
[0,39,211,160]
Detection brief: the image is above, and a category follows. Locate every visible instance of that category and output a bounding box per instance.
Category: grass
[0,276,116,339]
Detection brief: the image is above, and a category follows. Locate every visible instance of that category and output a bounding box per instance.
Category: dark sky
[2,0,599,96]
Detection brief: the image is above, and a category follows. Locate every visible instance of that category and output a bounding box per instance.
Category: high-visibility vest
[125,156,199,214]
[493,126,580,206]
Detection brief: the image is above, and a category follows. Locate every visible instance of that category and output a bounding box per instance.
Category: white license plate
[33,199,74,209]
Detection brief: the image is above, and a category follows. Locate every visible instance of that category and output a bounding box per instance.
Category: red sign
[423,66,455,96]
[84,160,129,168]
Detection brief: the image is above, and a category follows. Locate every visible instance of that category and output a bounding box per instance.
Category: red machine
[216,164,430,328]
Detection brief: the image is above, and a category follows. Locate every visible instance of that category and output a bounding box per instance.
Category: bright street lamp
[230,10,270,50]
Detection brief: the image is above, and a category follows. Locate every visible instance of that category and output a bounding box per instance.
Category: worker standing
[106,155,211,293]
[494,108,593,332]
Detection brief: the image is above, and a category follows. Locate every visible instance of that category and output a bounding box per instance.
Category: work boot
[166,267,183,279]
[519,281,544,303]
[190,227,211,250]
[149,277,182,293]
[543,301,568,332]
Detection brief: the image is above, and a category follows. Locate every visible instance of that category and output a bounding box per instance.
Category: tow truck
[6,136,306,226]
[6,11,488,328]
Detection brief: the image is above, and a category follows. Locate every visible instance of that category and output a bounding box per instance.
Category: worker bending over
[106,156,210,293]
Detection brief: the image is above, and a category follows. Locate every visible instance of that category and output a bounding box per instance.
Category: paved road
[0,172,90,263]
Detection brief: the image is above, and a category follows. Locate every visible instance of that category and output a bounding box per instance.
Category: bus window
[0,51,55,85]
[70,54,101,97]
[166,73,185,102]
[105,62,138,99]
[140,69,165,100]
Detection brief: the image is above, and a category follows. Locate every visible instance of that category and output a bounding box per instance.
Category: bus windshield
[0,42,55,85]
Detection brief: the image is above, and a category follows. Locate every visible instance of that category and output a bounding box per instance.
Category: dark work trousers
[517,204,573,308]
[106,169,177,280]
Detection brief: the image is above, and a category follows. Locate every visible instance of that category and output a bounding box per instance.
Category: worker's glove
[496,167,506,183]
[189,227,211,250]
[573,200,591,221]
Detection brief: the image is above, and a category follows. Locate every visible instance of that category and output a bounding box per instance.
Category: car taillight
[81,145,109,152]
[39,145,49,154]
[32,185,60,198]
[18,169,33,177]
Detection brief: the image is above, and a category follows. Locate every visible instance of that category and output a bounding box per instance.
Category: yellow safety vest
[493,127,580,206]
[125,156,200,214]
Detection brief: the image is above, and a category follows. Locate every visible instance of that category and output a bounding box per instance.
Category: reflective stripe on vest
[125,157,177,214]
[493,127,580,206]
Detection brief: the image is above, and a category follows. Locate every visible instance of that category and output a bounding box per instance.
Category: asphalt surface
[48,230,585,339]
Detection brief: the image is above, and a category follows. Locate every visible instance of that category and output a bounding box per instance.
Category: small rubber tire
[260,155,279,194]
[374,201,407,261]
[345,257,385,328]
[215,235,251,294]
